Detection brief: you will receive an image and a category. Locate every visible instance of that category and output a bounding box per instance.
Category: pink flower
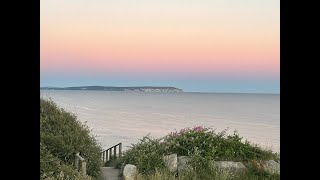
[179,128,188,135]
[192,126,203,132]
[170,131,179,137]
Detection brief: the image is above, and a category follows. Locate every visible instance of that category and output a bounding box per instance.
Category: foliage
[137,166,280,180]
[163,126,278,162]
[40,143,92,180]
[120,135,166,174]
[119,126,279,179]
[40,98,103,179]
[104,155,123,168]
[137,147,280,180]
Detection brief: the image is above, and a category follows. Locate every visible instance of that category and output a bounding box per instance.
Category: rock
[251,160,280,175]
[123,164,137,180]
[177,156,191,172]
[264,160,280,175]
[213,161,247,173]
[163,154,178,172]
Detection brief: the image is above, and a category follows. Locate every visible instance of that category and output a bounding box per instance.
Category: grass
[137,167,280,180]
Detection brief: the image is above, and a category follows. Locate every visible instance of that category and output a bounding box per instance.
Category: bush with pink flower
[163,126,276,162]
[118,126,278,175]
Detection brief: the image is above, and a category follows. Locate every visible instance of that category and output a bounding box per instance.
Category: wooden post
[75,153,79,170]
[119,143,122,157]
[104,150,106,162]
[109,149,112,160]
[114,146,117,159]
[75,152,86,176]
[104,150,107,161]
[81,161,86,177]
[102,150,105,162]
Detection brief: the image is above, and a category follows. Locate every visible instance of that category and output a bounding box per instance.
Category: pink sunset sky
[40,0,279,93]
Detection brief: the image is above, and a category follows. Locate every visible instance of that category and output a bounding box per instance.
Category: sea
[40,90,280,153]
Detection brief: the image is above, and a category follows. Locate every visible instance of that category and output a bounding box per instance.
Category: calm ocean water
[40,90,280,152]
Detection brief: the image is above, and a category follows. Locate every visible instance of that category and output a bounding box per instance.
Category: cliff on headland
[40,86,183,92]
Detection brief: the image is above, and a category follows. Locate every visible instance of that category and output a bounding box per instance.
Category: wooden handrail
[101,143,122,163]
[75,152,86,176]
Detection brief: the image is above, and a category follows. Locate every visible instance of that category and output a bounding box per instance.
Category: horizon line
[40,85,279,95]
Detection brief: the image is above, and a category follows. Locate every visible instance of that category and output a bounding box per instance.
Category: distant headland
[40,86,183,92]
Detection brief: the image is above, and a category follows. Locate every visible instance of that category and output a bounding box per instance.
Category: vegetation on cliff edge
[116,126,279,179]
[40,98,103,180]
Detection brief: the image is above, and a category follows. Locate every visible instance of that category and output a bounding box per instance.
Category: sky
[40,0,280,93]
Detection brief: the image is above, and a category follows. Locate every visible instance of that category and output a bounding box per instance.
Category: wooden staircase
[101,143,123,180]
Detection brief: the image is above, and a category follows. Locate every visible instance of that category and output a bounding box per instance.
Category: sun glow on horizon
[41,0,279,93]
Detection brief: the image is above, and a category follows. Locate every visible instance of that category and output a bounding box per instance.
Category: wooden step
[100,167,121,180]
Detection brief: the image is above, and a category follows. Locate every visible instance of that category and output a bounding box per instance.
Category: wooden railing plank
[119,143,122,157]
[102,143,122,164]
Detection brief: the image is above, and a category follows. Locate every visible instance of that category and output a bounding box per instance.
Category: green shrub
[120,126,279,179]
[163,126,277,162]
[137,165,280,180]
[104,155,123,168]
[40,143,91,180]
[120,135,166,174]
[40,98,103,179]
